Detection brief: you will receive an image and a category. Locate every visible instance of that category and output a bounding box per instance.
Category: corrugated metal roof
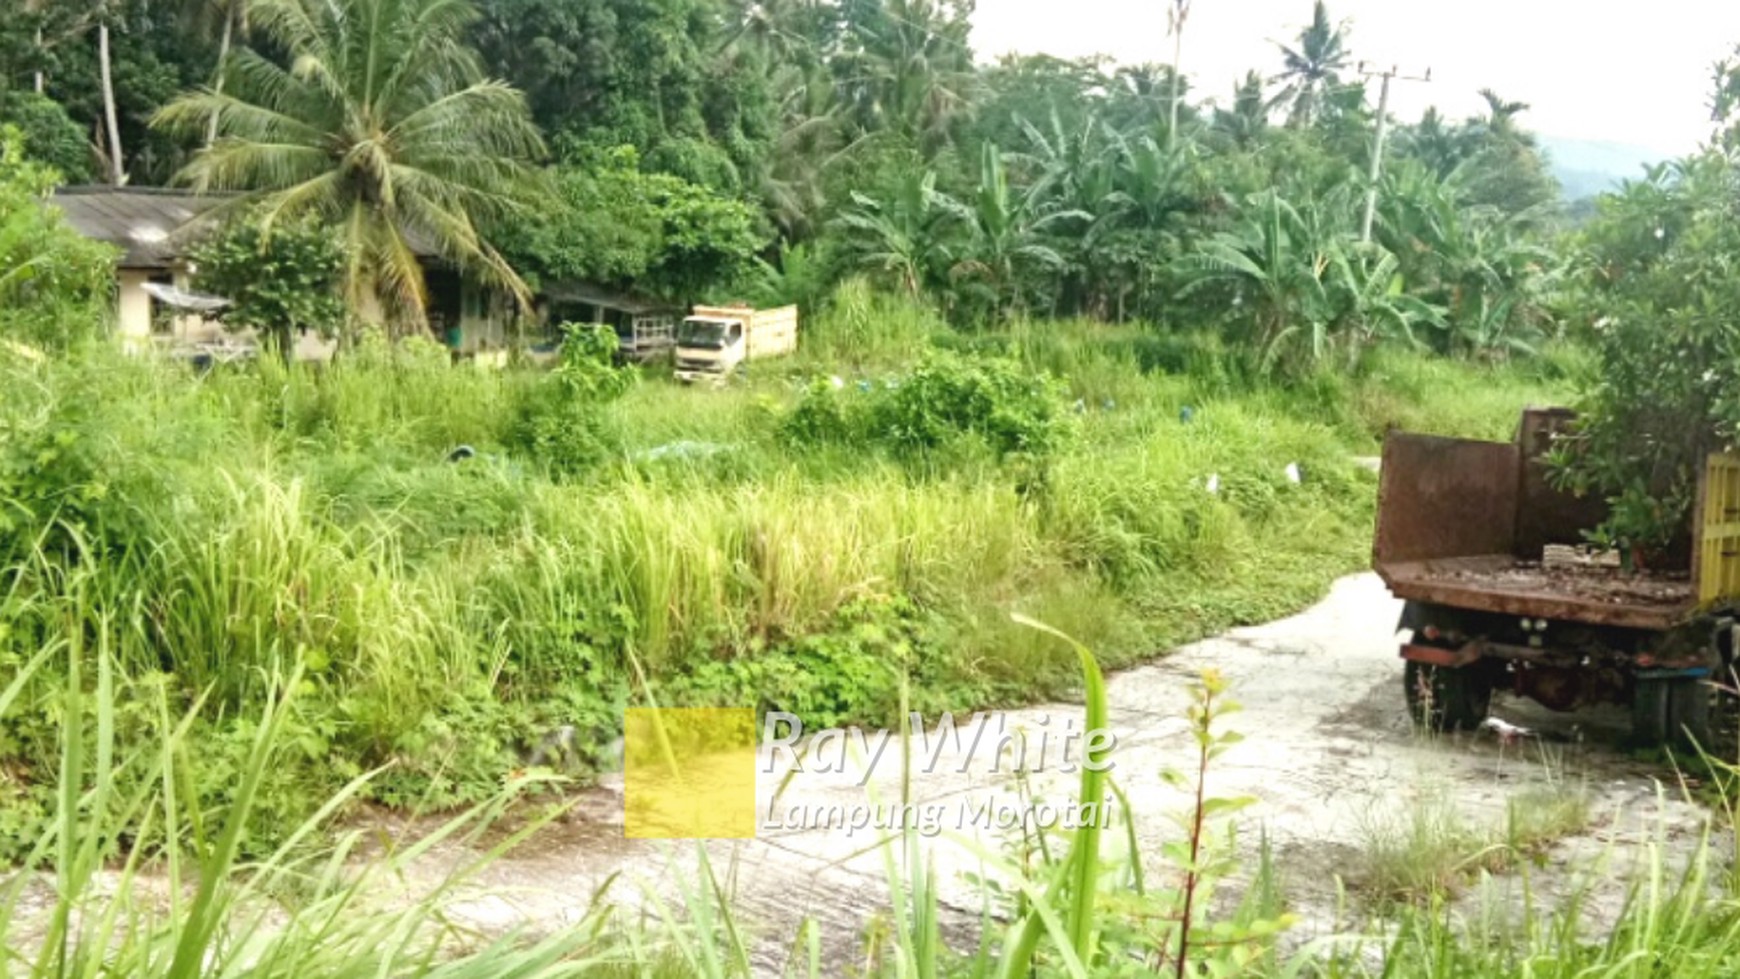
[542,280,678,316]
[52,186,230,268]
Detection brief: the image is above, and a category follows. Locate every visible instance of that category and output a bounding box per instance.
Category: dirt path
[386,573,1727,972]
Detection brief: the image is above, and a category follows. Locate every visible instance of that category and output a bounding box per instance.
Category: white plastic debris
[1284,462,1302,484]
[1481,717,1532,746]
[829,375,846,389]
[632,440,732,462]
[1205,473,1220,495]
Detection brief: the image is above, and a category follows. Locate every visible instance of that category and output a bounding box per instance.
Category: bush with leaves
[0,126,116,349]
[509,323,637,475]
[0,89,90,182]
[1550,153,1740,558]
[0,360,110,565]
[191,217,346,358]
[504,145,766,302]
[782,352,1071,465]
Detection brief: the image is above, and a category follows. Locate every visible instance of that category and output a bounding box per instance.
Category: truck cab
[672,304,798,384]
[674,314,747,383]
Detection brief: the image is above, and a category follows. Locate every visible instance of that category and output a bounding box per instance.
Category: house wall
[116,269,153,347]
[117,262,336,362]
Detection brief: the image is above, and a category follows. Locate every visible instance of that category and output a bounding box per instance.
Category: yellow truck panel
[1697,452,1740,607]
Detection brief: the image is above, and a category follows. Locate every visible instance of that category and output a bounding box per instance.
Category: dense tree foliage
[1,0,216,185]
[504,146,765,301]
[0,90,90,181]
[1555,155,1740,556]
[468,0,774,191]
[0,0,1576,363]
[1535,53,1740,556]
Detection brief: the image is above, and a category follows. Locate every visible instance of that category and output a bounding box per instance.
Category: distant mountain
[1538,137,1663,201]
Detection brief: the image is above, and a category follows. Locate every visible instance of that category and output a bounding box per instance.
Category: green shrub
[781,351,1071,464]
[508,323,635,475]
[191,217,346,359]
[0,127,116,349]
[663,597,920,728]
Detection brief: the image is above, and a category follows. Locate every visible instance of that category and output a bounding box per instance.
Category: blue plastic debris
[1179,405,1195,423]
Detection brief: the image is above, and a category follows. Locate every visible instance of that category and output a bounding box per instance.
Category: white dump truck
[673,304,799,383]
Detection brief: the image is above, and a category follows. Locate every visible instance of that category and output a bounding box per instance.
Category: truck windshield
[679,319,732,349]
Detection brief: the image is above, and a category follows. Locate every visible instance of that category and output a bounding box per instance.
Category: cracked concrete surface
[367,572,1729,973]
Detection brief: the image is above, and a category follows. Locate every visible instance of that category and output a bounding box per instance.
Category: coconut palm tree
[1272,1,1350,128]
[1166,0,1191,147]
[835,0,976,153]
[1397,107,1469,178]
[180,0,249,148]
[153,0,545,330]
[1212,71,1273,149]
[1476,89,1530,141]
[97,6,124,183]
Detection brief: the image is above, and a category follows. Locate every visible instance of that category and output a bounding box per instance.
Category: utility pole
[1358,62,1430,243]
[1167,0,1191,149]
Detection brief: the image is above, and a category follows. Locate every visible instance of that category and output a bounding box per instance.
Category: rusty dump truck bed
[1373,408,1740,631]
[1380,556,1694,631]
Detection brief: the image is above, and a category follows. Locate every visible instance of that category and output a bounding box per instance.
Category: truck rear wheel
[1633,676,1712,750]
[1404,659,1492,732]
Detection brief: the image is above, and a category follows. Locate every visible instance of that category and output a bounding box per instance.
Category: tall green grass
[0,582,615,977]
[4,569,1734,977]
[0,303,1571,854]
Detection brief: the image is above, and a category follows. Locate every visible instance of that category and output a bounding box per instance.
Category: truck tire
[1404,659,1492,732]
[1631,678,1670,746]
[1671,679,1712,749]
[1633,677,1713,750]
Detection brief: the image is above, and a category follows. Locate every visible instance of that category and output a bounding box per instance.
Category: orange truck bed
[1372,408,1740,630]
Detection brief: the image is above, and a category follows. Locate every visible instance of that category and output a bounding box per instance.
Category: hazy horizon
[971,0,1740,158]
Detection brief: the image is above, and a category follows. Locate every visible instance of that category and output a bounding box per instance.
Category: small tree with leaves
[0,126,116,349]
[191,219,345,360]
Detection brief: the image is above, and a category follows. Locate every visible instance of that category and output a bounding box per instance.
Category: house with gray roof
[52,186,233,346]
[53,186,509,361]
[51,186,679,364]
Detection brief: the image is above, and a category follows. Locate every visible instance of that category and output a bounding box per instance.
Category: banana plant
[834,169,961,298]
[1173,189,1334,370]
[1323,241,1445,363]
[1374,159,1558,356]
[943,143,1088,318]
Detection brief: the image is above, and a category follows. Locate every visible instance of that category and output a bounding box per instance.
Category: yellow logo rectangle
[623,707,757,839]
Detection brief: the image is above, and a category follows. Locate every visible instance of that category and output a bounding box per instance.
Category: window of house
[149,273,176,335]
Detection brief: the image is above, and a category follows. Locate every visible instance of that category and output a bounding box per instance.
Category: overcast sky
[970,0,1740,156]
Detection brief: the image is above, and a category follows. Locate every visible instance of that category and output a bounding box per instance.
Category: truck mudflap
[1399,642,1480,668]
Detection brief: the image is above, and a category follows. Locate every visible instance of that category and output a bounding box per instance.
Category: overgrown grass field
[22,292,1740,978]
[0,289,1579,853]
